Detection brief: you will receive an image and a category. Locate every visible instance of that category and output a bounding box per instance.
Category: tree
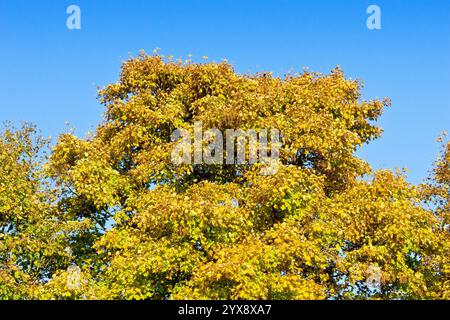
[0,124,95,299]
[1,53,449,299]
[420,137,450,298]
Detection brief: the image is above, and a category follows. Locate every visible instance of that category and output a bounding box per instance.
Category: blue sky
[0,0,449,184]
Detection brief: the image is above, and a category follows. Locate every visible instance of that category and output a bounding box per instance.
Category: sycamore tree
[1,53,449,299]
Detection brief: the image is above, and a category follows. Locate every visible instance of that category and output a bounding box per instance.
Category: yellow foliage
[1,54,449,300]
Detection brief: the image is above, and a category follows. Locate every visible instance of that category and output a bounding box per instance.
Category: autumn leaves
[1,53,449,299]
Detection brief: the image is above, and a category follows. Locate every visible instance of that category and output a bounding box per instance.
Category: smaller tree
[421,138,450,298]
[0,124,94,299]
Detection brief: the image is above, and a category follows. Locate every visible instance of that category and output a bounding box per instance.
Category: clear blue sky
[0,0,449,184]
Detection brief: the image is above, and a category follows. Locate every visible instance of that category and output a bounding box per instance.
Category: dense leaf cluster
[1,54,449,299]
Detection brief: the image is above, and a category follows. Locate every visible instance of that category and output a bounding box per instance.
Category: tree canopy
[1,53,449,299]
